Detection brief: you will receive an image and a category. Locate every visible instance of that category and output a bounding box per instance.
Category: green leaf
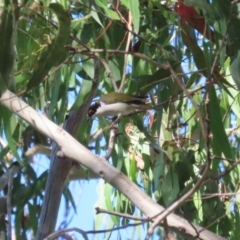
[120,0,140,33]
[82,56,95,79]
[63,186,77,213]
[108,59,121,84]
[48,71,62,117]
[0,146,10,162]
[28,203,38,234]
[95,0,120,20]
[209,87,234,159]
[129,153,137,182]
[135,68,172,95]
[153,154,165,197]
[27,3,71,90]
[0,106,21,162]
[0,6,14,90]
[193,191,203,221]
[104,184,118,225]
[129,0,140,33]
[230,50,240,90]
[225,65,240,118]
[69,79,92,111]
[162,170,179,206]
[91,6,103,27]
[77,118,93,145]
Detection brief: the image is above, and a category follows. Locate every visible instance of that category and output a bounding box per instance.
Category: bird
[87,93,149,119]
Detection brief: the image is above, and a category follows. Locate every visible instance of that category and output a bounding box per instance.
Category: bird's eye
[87,102,100,117]
[87,108,94,117]
[88,109,92,114]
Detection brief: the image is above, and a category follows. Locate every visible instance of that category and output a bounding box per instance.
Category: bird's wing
[100,93,148,104]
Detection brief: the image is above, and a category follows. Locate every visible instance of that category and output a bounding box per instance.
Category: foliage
[0,0,240,239]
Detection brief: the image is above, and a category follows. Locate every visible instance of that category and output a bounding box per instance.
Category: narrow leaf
[129,0,140,33]
[209,87,234,159]
[230,50,240,90]
[27,3,71,90]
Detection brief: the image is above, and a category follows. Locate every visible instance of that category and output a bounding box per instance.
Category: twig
[96,207,152,221]
[86,222,146,234]
[94,19,113,44]
[34,11,90,51]
[7,177,12,240]
[0,137,14,162]
[0,163,20,191]
[89,128,104,143]
[45,222,145,239]
[76,52,118,91]
[167,63,207,141]
[199,213,227,234]
[66,47,168,69]
[191,192,240,201]
[117,10,132,92]
[25,144,51,157]
[212,155,238,163]
[163,218,177,240]
[43,227,89,240]
[6,163,19,240]
[98,57,118,91]
[222,92,239,123]
[203,160,240,185]
[210,5,232,77]
[103,126,118,160]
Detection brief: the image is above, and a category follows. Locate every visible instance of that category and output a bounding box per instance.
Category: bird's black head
[87,102,101,118]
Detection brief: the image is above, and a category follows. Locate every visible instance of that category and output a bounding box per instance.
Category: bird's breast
[94,102,135,117]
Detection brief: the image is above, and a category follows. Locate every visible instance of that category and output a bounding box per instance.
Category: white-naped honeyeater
[87,92,149,119]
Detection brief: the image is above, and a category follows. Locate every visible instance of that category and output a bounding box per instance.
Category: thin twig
[45,222,146,239]
[118,10,132,92]
[76,52,118,91]
[190,192,240,201]
[222,92,239,123]
[66,47,168,69]
[43,227,89,240]
[0,163,20,192]
[96,207,151,221]
[89,128,103,143]
[212,155,238,163]
[103,126,118,160]
[202,160,240,185]
[163,218,177,240]
[7,167,15,240]
[98,57,118,91]
[7,184,12,240]
[210,5,232,77]
[167,63,207,141]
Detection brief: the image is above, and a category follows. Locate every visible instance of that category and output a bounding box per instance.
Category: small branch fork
[44,207,172,240]
[103,125,118,160]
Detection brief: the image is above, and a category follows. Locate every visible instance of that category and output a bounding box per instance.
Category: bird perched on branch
[87,93,149,119]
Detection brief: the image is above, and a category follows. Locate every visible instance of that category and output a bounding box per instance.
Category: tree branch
[35,77,98,239]
[0,89,225,240]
